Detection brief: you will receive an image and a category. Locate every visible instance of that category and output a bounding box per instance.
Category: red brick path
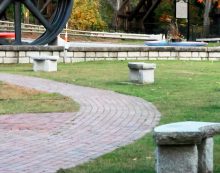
[0,74,161,173]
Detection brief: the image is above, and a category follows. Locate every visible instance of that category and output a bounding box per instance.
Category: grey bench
[128,62,156,84]
[31,56,59,72]
[153,121,220,173]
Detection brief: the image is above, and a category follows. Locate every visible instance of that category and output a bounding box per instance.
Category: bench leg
[129,69,140,83]
[139,69,154,84]
[33,60,44,72]
[198,137,213,173]
[156,145,198,173]
[44,60,57,72]
[129,69,155,84]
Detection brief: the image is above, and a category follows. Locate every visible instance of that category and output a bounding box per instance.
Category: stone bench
[153,121,220,173]
[128,62,156,84]
[31,56,59,72]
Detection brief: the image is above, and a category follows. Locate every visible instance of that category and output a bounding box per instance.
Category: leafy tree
[196,0,220,36]
[69,0,107,31]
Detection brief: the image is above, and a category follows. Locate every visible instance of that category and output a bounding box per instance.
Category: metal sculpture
[0,0,73,45]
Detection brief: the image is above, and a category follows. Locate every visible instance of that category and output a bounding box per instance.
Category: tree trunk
[203,0,212,37]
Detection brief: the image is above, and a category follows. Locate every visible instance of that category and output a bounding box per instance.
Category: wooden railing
[0,20,163,41]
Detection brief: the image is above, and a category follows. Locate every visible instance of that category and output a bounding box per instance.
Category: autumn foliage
[68,0,106,31]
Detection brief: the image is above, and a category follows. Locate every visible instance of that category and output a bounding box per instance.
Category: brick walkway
[0,74,161,173]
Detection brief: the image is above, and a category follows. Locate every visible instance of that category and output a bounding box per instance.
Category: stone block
[118,52,128,58]
[32,56,59,72]
[179,57,190,61]
[191,57,202,61]
[127,52,140,58]
[118,57,126,60]
[19,57,30,64]
[154,122,220,145]
[179,52,192,57]
[74,52,86,58]
[4,57,18,64]
[86,52,96,58]
[149,51,159,57]
[149,57,157,60]
[201,57,208,61]
[63,57,71,63]
[60,51,65,57]
[137,57,148,60]
[128,62,156,84]
[170,52,178,59]
[199,52,208,58]
[86,58,95,61]
[108,52,118,58]
[71,58,85,63]
[58,57,64,63]
[209,52,220,58]
[26,51,40,57]
[52,51,60,56]
[106,57,116,61]
[140,51,149,58]
[40,51,53,56]
[198,138,213,173]
[209,57,220,61]
[6,51,17,58]
[192,52,199,58]
[158,57,168,60]
[18,51,26,57]
[167,57,176,60]
[159,51,171,58]
[156,145,198,173]
[95,58,105,61]
[126,57,137,60]
[0,51,5,57]
[96,52,109,58]
[65,51,74,57]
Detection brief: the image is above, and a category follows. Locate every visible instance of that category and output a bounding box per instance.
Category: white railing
[0,20,163,41]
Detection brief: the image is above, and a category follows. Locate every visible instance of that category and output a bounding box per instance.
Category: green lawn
[0,80,79,115]
[207,42,220,47]
[0,61,220,172]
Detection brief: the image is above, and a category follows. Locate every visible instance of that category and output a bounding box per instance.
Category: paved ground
[0,74,161,173]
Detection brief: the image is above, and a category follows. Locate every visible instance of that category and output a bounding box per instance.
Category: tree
[69,0,106,31]
[197,0,220,36]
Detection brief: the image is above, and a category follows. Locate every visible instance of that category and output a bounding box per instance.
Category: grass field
[0,81,79,115]
[1,60,220,172]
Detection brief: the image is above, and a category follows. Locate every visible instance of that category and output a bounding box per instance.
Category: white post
[65,22,68,42]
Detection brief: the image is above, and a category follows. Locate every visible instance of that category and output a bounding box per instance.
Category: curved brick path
[0,74,161,173]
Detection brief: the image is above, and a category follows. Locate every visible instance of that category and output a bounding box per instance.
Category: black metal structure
[117,0,161,32]
[0,0,73,45]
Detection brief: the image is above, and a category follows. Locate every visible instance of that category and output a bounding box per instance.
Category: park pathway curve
[0,74,161,173]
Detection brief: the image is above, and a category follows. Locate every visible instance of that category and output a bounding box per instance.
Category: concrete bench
[128,62,156,84]
[31,56,59,72]
[153,121,220,173]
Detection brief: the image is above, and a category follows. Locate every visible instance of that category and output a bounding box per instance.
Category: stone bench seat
[128,62,156,84]
[153,121,220,173]
[31,56,59,72]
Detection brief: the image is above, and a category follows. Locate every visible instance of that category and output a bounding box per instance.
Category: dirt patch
[0,82,45,100]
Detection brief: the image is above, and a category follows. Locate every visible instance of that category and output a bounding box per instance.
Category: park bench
[31,56,59,72]
[153,121,220,173]
[128,62,156,84]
